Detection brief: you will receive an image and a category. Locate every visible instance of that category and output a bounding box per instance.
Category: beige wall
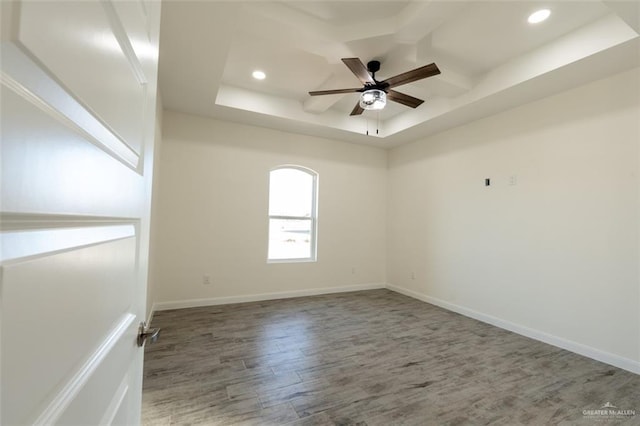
[387,68,640,367]
[152,111,387,307]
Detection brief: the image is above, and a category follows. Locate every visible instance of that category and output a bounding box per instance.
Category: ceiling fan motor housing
[366,60,389,91]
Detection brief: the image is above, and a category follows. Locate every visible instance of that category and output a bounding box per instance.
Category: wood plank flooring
[142,289,639,425]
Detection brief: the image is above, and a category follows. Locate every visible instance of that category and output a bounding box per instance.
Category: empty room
[1,1,639,425]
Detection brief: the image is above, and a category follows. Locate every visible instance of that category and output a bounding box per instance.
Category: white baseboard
[153,283,386,311]
[386,283,640,376]
[148,282,640,375]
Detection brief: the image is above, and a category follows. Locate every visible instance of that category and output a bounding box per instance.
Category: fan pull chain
[376,111,380,135]
[366,117,369,136]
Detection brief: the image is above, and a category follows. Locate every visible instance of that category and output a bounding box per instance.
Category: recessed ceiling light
[252,70,266,80]
[528,9,551,24]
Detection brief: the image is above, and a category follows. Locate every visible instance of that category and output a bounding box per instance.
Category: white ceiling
[158,1,640,148]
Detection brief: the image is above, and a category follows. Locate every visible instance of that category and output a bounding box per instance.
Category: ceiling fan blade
[342,58,375,85]
[387,90,424,108]
[308,88,362,96]
[350,102,364,116]
[381,63,440,88]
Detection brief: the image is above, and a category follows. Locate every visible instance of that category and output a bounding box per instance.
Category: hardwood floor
[142,289,639,425]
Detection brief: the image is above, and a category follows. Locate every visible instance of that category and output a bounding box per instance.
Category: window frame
[267,165,318,263]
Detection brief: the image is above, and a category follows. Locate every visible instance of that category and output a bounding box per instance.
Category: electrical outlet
[351,267,356,274]
[411,271,416,280]
[203,275,211,285]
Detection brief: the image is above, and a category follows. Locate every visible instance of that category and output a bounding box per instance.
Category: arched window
[268,166,318,262]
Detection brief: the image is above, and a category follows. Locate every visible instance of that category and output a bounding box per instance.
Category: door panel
[16,0,149,154]
[54,329,137,426]
[2,236,136,425]
[1,84,142,215]
[0,0,160,424]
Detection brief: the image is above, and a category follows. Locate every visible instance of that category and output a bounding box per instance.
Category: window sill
[267,258,317,264]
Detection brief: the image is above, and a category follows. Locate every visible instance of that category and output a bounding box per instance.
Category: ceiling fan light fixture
[528,9,550,24]
[359,89,386,110]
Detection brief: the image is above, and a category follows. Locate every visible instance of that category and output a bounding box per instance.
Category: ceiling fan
[308,58,440,116]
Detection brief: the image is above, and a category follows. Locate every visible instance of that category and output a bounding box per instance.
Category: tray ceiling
[159,1,640,148]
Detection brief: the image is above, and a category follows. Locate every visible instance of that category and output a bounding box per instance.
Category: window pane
[269,168,313,217]
[268,218,312,260]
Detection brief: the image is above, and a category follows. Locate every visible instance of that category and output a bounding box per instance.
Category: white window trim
[267,165,318,263]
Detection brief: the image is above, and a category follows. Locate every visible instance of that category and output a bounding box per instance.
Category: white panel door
[0,1,160,425]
